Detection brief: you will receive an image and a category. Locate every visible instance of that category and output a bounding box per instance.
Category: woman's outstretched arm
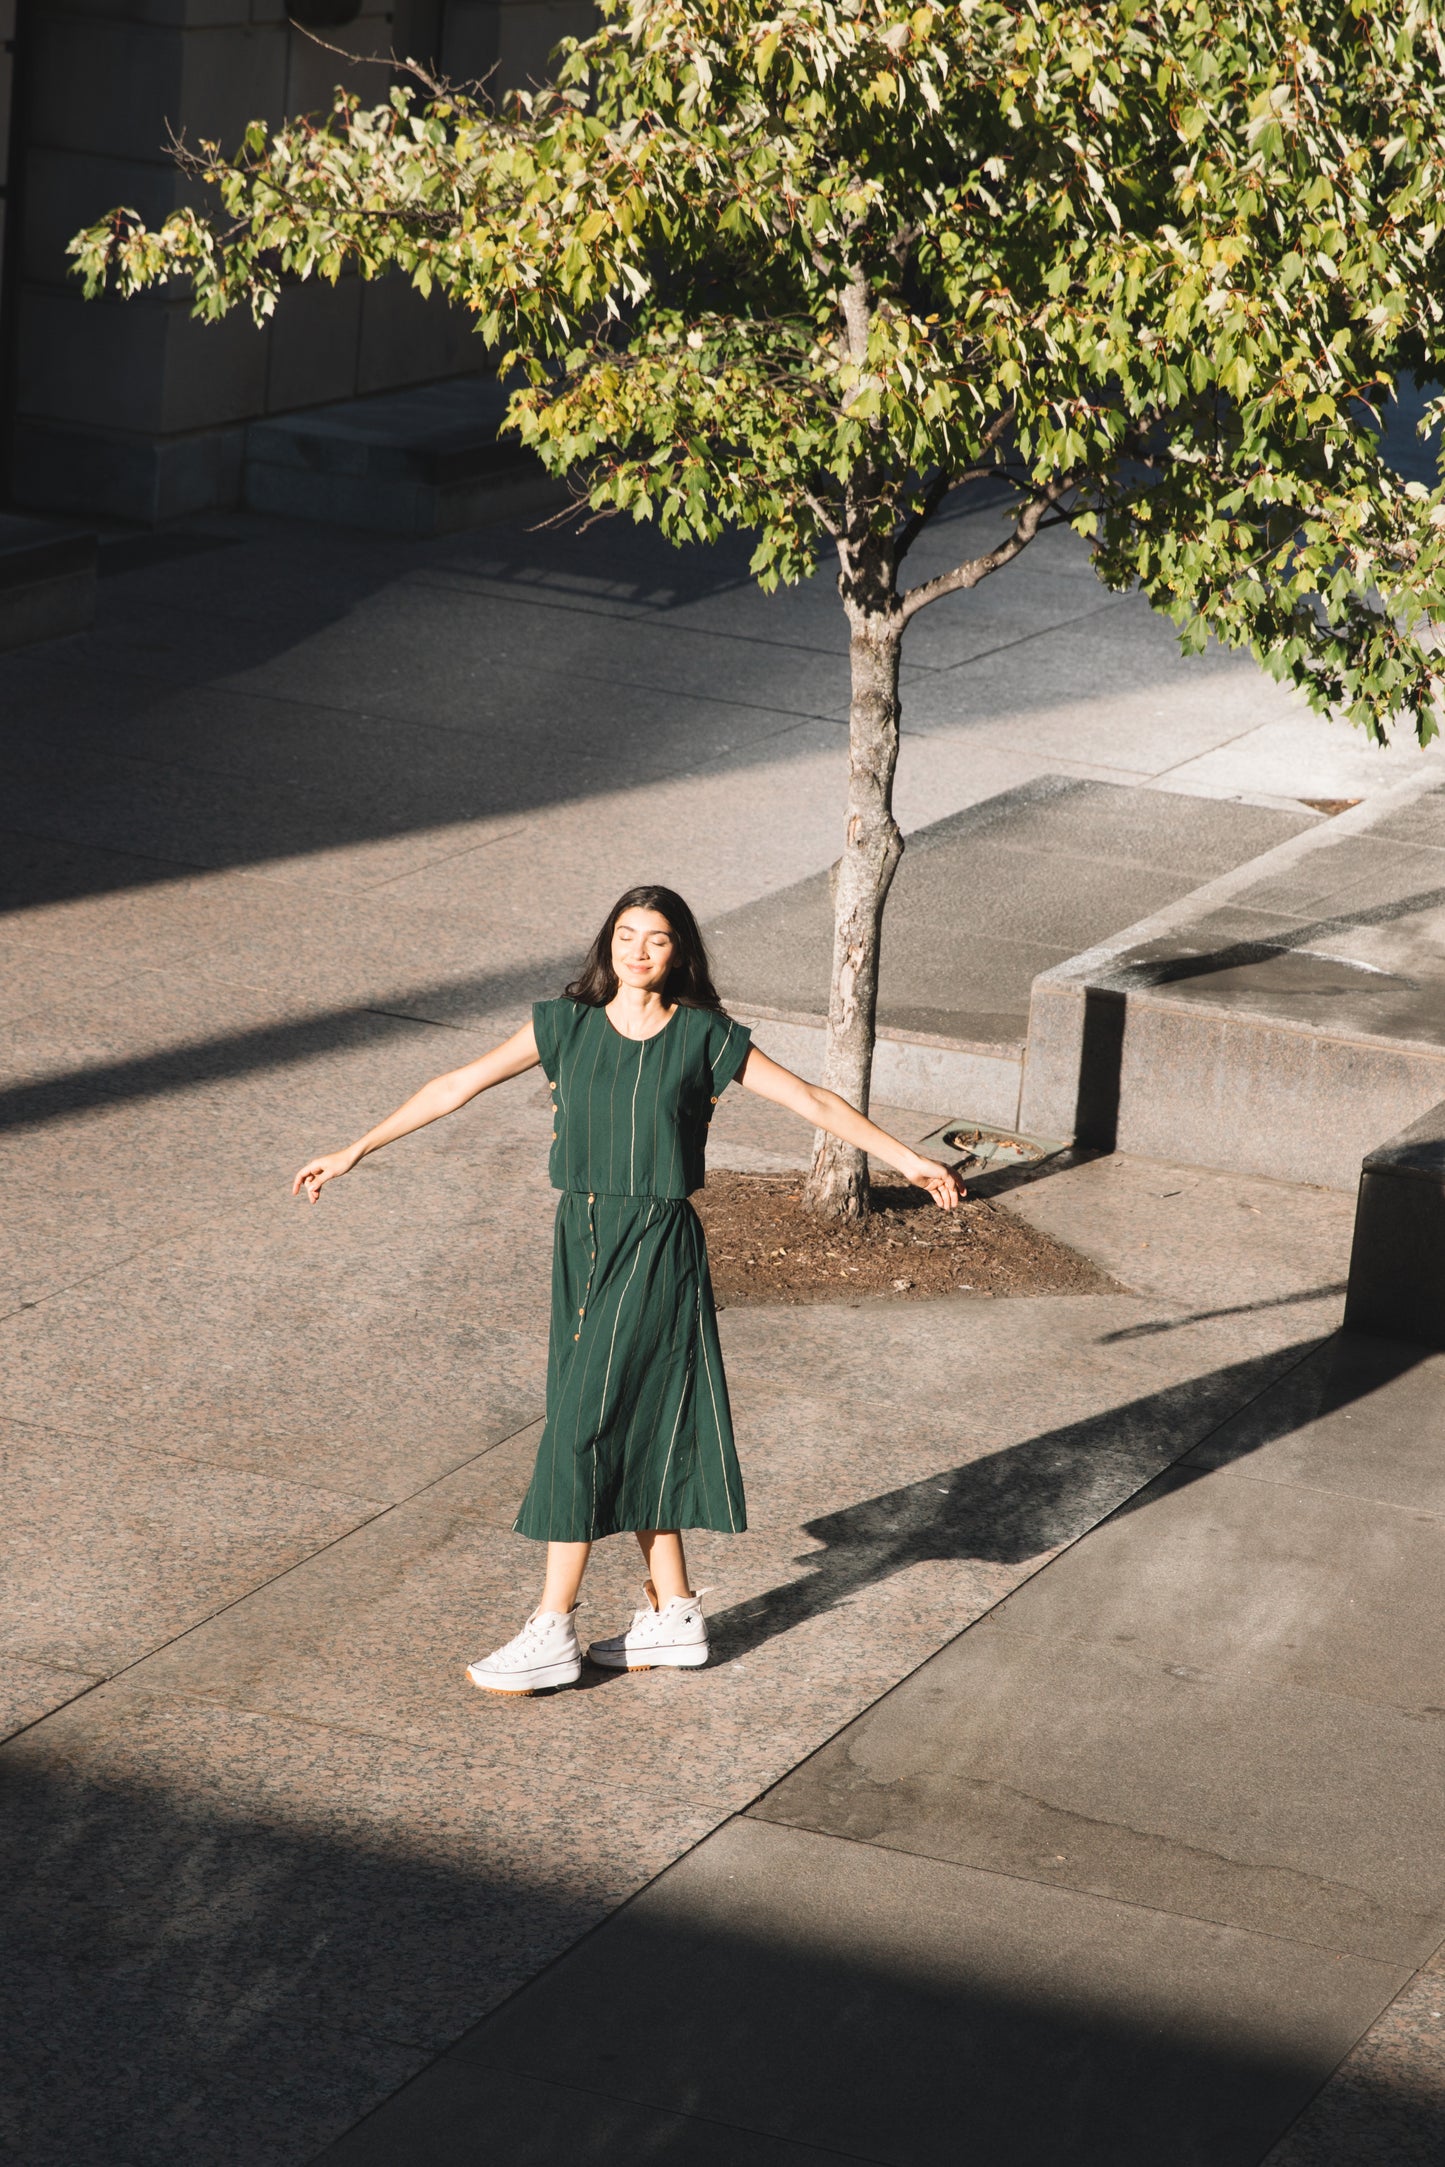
[736,1046,962,1209]
[292,1020,541,1204]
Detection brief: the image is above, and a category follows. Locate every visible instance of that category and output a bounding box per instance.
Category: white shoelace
[498,1612,569,1664]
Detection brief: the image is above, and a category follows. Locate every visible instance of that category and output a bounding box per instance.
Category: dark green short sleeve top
[532,998,753,1198]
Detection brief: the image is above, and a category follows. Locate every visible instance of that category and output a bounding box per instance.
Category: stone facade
[5,0,592,523]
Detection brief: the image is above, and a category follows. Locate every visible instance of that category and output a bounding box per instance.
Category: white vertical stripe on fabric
[628,1039,644,1192]
[597,1202,657,1441]
[650,1344,691,1527]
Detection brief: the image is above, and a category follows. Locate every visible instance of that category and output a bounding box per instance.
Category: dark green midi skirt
[513,1192,747,1543]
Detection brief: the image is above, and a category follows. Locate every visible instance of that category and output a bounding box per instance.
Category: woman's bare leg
[540,1540,591,1614]
[636,1529,691,1603]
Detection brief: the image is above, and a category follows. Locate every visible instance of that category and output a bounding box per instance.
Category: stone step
[1019,769,1445,1190]
[242,374,563,534]
[706,776,1313,1127]
[0,514,96,653]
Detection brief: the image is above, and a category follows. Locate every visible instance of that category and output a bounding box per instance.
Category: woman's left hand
[907,1155,964,1209]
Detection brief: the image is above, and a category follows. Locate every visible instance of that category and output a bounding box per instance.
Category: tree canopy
[74,0,1445,741]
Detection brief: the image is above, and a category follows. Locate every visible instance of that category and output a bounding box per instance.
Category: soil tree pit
[694,1173,1114,1306]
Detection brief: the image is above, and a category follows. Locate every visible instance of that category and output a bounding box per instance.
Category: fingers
[292,1162,328,1202]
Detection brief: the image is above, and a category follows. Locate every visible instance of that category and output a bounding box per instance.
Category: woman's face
[611,907,676,993]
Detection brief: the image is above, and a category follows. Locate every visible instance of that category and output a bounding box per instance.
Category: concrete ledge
[12,417,245,526]
[1345,1102,1445,1344]
[0,515,97,653]
[242,375,565,535]
[1019,770,1445,1190]
[736,1009,1023,1127]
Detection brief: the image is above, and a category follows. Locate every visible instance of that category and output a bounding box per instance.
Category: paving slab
[315,2065,865,2167]
[752,1614,1445,1964]
[0,1415,377,1673]
[1182,1332,1445,1517]
[979,1458,1445,1718]
[413,1818,1406,2167]
[0,1655,98,1744]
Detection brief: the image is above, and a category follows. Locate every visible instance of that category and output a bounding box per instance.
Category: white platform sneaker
[587,1582,711,1671]
[466,1608,582,1695]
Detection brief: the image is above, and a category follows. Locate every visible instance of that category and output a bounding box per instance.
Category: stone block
[16,287,268,435]
[1021,959,1445,1190]
[1020,776,1445,1187]
[11,416,244,523]
[0,516,97,654]
[440,0,499,83]
[493,0,594,88]
[30,16,288,162]
[262,274,363,413]
[21,147,187,287]
[243,372,556,531]
[53,2,255,25]
[709,776,1309,1072]
[1345,1102,1445,1346]
[355,276,483,396]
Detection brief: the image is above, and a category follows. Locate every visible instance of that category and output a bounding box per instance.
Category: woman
[293,885,961,1694]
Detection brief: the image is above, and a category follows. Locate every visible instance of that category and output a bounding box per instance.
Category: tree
[73,0,1445,1216]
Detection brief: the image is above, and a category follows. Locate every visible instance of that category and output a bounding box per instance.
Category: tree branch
[892,407,1017,566]
[802,487,842,539]
[898,481,1070,622]
[889,467,951,565]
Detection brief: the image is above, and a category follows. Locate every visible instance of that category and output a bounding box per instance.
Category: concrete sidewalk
[317,1218,1445,2167]
[2,497,1442,2164]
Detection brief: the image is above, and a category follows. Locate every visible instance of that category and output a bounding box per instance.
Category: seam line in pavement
[0,1191,269,1328]
[916,595,1130,677]
[0,1407,546,1752]
[730,1818,1423,1974]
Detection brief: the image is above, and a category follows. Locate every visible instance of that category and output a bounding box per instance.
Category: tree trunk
[803,554,904,1220]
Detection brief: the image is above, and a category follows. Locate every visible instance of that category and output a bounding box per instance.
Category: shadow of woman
[707,1330,1419,1666]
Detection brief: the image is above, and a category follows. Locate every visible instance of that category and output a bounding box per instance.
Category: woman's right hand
[292,1147,360,1205]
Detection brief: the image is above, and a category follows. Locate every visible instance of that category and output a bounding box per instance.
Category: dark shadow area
[1345,1159,1445,1349]
[340,1849,1432,2167]
[708,1332,1414,1665]
[1,1738,1427,2167]
[1098,1283,1349,1343]
[0,955,578,1136]
[0,1751,607,2167]
[1073,981,1128,1149]
[0,511,795,923]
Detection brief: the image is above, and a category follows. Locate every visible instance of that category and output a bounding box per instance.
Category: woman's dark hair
[566,885,723,1010]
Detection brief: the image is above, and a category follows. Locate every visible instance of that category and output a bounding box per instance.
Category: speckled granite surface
[0,498,1402,2165]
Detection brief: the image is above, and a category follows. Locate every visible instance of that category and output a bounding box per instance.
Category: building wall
[8,0,593,523]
